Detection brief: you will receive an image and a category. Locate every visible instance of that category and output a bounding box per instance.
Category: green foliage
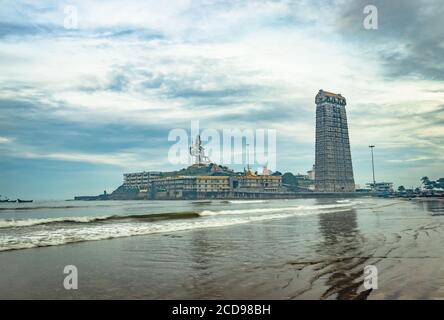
[420,177,444,190]
[161,163,235,177]
[282,172,297,185]
[281,172,313,191]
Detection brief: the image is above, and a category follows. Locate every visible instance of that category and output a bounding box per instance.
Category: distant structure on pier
[314,90,355,192]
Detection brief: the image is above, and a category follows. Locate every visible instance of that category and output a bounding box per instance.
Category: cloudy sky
[0,0,443,199]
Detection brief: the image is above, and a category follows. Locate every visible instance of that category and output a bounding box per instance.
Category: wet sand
[0,198,443,299]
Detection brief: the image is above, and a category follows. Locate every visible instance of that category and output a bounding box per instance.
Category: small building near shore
[149,172,283,200]
[366,182,394,193]
[123,171,162,190]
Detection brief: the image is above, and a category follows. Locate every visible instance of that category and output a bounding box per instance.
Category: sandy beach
[1,198,443,299]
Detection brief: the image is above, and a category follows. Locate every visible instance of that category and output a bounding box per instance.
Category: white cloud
[1,0,443,189]
[386,157,434,163]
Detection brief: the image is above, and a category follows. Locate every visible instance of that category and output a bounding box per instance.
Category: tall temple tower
[315,90,355,192]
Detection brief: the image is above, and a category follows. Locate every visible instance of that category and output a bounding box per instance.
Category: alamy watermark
[168,121,277,172]
[64,5,78,29]
[63,265,78,290]
[363,5,378,30]
[363,265,378,290]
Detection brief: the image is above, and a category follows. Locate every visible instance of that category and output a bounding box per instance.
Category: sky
[0,0,443,199]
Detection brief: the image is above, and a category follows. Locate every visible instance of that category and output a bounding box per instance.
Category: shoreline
[1,198,443,299]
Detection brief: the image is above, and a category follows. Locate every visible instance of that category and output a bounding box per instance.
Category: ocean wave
[201,207,295,216]
[0,202,150,211]
[0,216,110,228]
[192,201,213,205]
[0,207,353,252]
[227,200,269,204]
[0,204,129,211]
[200,202,358,216]
[0,212,200,229]
[0,202,360,229]
[0,205,83,211]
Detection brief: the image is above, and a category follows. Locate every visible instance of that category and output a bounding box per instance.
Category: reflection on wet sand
[284,200,369,300]
[187,229,223,298]
[316,208,373,299]
[1,198,444,299]
[416,199,444,216]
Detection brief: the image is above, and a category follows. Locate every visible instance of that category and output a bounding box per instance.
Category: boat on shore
[17,199,33,203]
[0,195,15,203]
[0,196,34,203]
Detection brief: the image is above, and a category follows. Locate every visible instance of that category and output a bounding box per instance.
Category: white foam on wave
[0,205,356,252]
[200,202,358,216]
[201,207,294,216]
[0,216,111,228]
[227,200,269,204]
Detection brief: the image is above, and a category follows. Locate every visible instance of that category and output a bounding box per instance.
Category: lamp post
[369,145,376,189]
